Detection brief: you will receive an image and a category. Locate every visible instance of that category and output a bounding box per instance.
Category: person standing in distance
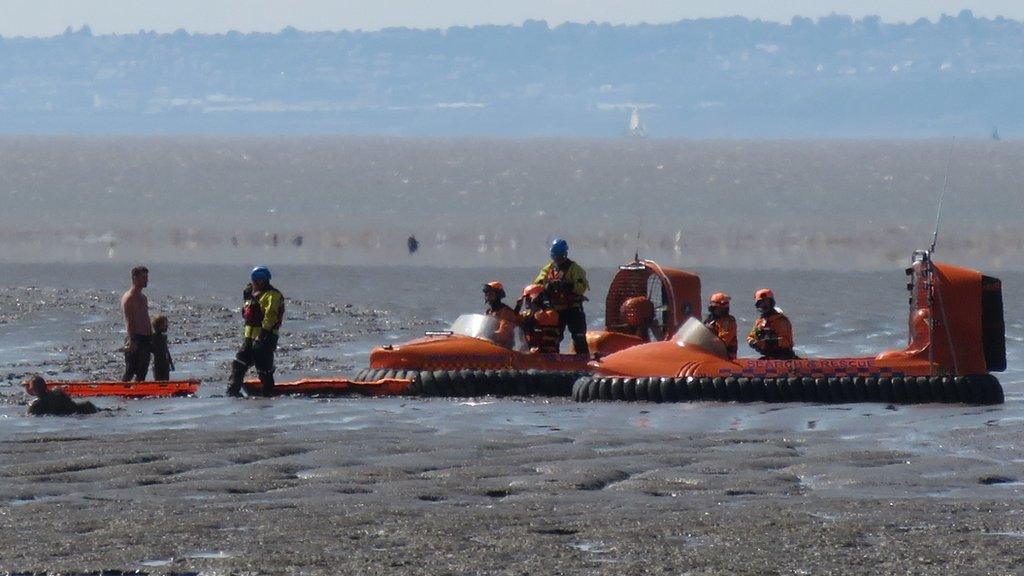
[227,266,285,397]
[533,237,590,356]
[121,265,152,381]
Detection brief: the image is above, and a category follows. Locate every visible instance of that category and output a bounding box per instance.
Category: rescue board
[242,377,413,397]
[24,379,201,398]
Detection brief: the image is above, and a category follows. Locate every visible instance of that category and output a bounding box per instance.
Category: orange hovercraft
[573,251,1006,405]
[354,258,703,397]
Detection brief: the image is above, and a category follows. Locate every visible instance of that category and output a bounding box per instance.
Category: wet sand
[3,398,1024,574]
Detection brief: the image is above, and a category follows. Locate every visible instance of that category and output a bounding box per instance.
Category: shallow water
[1,137,1022,269]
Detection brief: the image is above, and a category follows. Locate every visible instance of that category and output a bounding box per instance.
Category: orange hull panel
[594,340,939,379]
[369,334,591,372]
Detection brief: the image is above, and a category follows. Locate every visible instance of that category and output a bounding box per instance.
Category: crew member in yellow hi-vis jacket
[533,237,589,355]
[227,266,285,397]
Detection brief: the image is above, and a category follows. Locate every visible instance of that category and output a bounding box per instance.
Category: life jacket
[243,284,285,335]
[521,308,560,353]
[243,285,262,327]
[537,259,587,310]
[704,313,738,359]
[486,302,515,319]
[268,288,285,332]
[747,311,794,359]
[486,303,519,348]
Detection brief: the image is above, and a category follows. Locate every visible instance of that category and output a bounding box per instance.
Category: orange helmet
[483,281,506,299]
[620,296,655,327]
[754,288,774,302]
[709,292,730,307]
[522,284,545,299]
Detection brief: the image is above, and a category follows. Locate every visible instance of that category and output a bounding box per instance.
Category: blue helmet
[250,266,271,282]
[550,237,569,258]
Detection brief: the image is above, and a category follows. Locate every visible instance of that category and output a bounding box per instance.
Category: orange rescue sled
[24,380,201,398]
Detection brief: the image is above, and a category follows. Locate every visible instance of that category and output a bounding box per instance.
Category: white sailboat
[628,107,646,137]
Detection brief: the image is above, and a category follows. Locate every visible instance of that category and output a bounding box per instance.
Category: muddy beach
[3,399,1024,574]
[1,263,1022,574]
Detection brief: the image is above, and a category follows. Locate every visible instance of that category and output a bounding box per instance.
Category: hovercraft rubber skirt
[354,368,589,397]
[571,374,1003,405]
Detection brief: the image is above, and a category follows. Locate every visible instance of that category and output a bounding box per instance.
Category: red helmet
[620,296,655,327]
[483,281,506,299]
[522,284,545,299]
[709,292,731,307]
[754,288,774,302]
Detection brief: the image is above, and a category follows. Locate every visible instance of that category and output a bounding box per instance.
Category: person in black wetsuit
[26,376,97,416]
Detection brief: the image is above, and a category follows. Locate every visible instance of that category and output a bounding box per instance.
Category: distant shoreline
[1,12,1020,138]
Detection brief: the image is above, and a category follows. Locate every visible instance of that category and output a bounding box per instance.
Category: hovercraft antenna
[923,137,957,375]
[634,216,643,263]
[930,137,956,255]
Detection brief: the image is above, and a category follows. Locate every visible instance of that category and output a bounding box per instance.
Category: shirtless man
[121,266,153,381]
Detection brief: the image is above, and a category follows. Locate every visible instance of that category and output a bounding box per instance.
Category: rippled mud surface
[1,264,1022,574]
[4,399,1024,574]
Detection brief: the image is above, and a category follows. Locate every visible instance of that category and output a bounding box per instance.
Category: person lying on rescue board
[746,288,797,360]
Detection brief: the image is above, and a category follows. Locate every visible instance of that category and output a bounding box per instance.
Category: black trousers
[122,335,152,382]
[557,306,589,356]
[228,333,278,396]
[152,353,171,381]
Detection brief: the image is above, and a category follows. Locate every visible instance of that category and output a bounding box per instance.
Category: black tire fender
[698,378,714,400]
[891,377,908,404]
[635,378,650,402]
[853,377,868,403]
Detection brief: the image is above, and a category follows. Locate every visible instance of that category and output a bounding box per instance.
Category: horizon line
[0,10,1007,40]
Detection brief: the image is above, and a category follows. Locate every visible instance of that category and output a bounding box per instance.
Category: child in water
[151,315,175,381]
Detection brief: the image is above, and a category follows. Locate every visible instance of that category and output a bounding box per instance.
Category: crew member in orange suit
[704,292,738,359]
[747,288,796,360]
[483,281,519,349]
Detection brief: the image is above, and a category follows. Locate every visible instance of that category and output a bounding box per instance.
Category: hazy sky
[0,1,1018,37]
